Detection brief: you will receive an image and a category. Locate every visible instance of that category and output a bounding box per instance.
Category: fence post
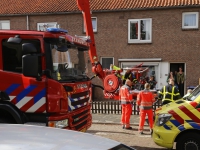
[104,101,107,114]
[97,101,99,113]
[110,101,113,114]
[92,101,94,113]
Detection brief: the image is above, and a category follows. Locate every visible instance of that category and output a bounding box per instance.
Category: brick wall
[1,7,200,100]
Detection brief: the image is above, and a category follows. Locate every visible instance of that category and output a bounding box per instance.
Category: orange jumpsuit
[119,85,133,128]
[137,90,155,131]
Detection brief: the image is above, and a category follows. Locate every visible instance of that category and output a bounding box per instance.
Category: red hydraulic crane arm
[77,0,105,81]
[76,1,155,100]
[77,0,136,100]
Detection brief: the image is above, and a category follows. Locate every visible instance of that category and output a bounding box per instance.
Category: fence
[91,100,162,115]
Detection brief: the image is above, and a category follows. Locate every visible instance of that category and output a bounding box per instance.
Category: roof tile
[0,0,200,15]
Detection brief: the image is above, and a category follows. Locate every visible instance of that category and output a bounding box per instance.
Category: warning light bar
[46,28,68,33]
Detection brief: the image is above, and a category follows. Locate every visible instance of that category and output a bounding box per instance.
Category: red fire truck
[0,0,151,131]
[0,27,93,131]
[0,0,96,132]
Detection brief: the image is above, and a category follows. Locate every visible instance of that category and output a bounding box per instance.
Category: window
[2,39,41,73]
[0,20,10,29]
[37,22,59,31]
[182,12,199,29]
[128,18,152,43]
[100,57,114,69]
[120,61,160,89]
[83,17,97,33]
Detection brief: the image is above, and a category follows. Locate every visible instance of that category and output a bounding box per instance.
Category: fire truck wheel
[176,132,200,150]
[0,116,14,123]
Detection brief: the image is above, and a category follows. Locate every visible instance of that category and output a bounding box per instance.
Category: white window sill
[128,40,152,44]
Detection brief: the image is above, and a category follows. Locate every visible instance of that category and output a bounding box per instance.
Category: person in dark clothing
[177,67,185,97]
[174,71,178,87]
[166,71,178,89]
[123,69,133,85]
[148,76,157,90]
[158,78,181,105]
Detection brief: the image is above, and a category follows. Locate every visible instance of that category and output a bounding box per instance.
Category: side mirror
[22,55,39,78]
[7,35,22,44]
[22,43,37,55]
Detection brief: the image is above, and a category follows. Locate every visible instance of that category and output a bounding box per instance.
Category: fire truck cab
[0,28,92,132]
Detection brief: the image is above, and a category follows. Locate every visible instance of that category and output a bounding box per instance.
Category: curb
[92,121,149,126]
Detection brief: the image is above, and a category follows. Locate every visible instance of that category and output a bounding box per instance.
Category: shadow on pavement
[130,146,170,150]
[87,129,136,135]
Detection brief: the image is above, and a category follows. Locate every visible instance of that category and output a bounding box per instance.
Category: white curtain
[144,20,150,40]
[184,14,196,26]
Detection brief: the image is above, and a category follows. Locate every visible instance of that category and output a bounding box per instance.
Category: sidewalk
[92,114,148,126]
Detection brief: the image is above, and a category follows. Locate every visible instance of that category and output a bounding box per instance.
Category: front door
[170,63,185,96]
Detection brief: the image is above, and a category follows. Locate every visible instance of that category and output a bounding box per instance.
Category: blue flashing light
[46,28,68,33]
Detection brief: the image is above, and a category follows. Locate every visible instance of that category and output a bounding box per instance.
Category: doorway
[170,63,185,96]
[170,63,184,73]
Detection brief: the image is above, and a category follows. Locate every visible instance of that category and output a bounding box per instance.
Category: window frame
[100,57,114,70]
[2,38,41,73]
[128,18,152,44]
[83,17,97,33]
[182,12,199,29]
[0,20,10,29]
[37,22,58,31]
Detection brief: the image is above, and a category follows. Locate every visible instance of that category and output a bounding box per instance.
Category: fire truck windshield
[51,44,89,82]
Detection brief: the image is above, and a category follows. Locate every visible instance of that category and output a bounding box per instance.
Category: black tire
[0,116,14,123]
[176,132,200,150]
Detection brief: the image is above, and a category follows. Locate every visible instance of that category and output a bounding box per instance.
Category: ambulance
[152,85,200,150]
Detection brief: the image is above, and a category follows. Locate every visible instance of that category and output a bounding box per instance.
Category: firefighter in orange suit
[119,79,133,130]
[137,83,155,134]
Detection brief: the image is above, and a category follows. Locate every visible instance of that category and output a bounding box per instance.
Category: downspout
[26,15,29,30]
[159,59,162,89]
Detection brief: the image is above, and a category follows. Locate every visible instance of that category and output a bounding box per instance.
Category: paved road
[88,114,175,150]
[87,124,167,150]
[92,114,141,125]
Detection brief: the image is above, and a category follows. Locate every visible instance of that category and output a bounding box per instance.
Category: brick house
[0,0,200,100]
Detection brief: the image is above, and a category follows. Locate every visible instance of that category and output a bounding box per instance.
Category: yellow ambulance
[152,86,200,150]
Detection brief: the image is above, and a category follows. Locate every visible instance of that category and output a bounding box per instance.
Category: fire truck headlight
[48,119,68,128]
[156,114,172,126]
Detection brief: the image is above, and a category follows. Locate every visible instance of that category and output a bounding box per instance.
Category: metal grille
[74,120,87,130]
[71,109,89,124]
[71,106,91,130]
[68,91,90,110]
